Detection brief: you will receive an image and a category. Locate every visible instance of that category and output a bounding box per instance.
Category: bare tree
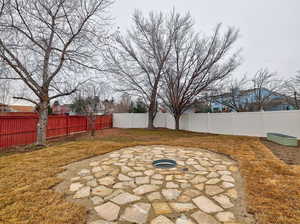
[114,93,132,113]
[251,68,282,111]
[281,71,300,110]
[211,76,253,112]
[0,0,113,145]
[0,79,11,107]
[161,23,240,129]
[105,10,191,129]
[71,81,110,136]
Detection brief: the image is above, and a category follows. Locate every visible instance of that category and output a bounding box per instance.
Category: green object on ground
[267,133,298,147]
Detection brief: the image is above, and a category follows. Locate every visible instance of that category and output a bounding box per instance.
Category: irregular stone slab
[144,170,155,176]
[193,165,207,171]
[176,215,195,224]
[147,192,162,201]
[205,185,224,196]
[169,203,196,212]
[217,170,231,175]
[121,202,151,224]
[152,174,164,180]
[69,182,83,192]
[83,175,94,181]
[92,186,113,197]
[74,186,90,199]
[151,179,164,185]
[194,184,204,191]
[215,211,235,222]
[136,176,150,184]
[166,182,179,188]
[183,189,201,197]
[89,161,100,167]
[162,189,181,200]
[95,170,110,178]
[206,178,221,185]
[110,192,141,205]
[191,211,219,224]
[225,189,238,199]
[213,195,234,208]
[214,165,227,171]
[78,169,91,176]
[95,202,120,221]
[121,166,133,173]
[207,172,220,178]
[222,182,235,189]
[128,171,143,177]
[180,183,191,189]
[152,202,172,215]
[118,174,132,181]
[221,175,235,183]
[91,196,104,205]
[87,179,98,187]
[192,196,223,213]
[98,176,115,186]
[133,185,160,195]
[151,215,174,224]
[178,195,191,203]
[104,189,124,201]
[92,167,102,173]
[71,177,80,182]
[229,166,238,172]
[190,176,207,184]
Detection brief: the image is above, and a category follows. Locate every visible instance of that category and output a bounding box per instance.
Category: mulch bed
[260,138,300,165]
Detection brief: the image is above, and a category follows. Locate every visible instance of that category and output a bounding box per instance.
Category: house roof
[9,105,35,112]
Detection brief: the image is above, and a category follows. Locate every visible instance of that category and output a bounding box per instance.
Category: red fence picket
[0,114,112,150]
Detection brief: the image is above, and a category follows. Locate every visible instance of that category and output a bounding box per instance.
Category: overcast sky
[111,0,300,78]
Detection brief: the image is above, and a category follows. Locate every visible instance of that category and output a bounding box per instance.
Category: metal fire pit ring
[152,159,177,169]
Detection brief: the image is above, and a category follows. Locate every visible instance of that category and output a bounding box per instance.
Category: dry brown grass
[0,128,299,224]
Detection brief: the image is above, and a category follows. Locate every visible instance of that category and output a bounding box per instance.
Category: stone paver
[193,196,223,213]
[121,202,151,223]
[64,145,244,223]
[94,202,120,221]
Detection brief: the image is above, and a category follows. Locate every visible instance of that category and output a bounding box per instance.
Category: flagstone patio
[55,145,252,224]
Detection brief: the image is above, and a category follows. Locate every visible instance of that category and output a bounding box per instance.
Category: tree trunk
[174,114,180,130]
[36,101,49,146]
[148,109,155,129]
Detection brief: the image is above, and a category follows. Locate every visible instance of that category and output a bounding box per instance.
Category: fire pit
[152,159,177,169]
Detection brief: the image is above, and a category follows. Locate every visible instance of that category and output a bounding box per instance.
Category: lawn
[0,128,299,224]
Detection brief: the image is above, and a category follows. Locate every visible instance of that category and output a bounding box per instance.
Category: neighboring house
[211,88,295,112]
[0,103,10,112]
[52,102,71,115]
[9,105,35,112]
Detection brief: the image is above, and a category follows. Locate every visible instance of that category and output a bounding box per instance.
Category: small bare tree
[161,23,240,129]
[0,79,11,107]
[71,81,110,136]
[105,10,192,129]
[0,0,113,145]
[281,71,300,110]
[251,68,282,111]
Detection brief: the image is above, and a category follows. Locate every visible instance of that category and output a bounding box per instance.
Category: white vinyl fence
[113,110,300,139]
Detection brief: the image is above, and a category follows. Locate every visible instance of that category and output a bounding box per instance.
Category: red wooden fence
[0,114,112,150]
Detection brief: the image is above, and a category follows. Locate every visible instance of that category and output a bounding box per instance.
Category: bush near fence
[0,114,112,150]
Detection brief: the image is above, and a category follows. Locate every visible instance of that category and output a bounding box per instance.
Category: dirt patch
[260,138,300,165]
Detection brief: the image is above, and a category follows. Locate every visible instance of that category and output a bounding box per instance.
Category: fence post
[66,115,70,136]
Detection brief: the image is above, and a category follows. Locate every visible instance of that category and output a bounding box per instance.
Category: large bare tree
[161,23,240,129]
[0,0,113,145]
[104,10,192,129]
